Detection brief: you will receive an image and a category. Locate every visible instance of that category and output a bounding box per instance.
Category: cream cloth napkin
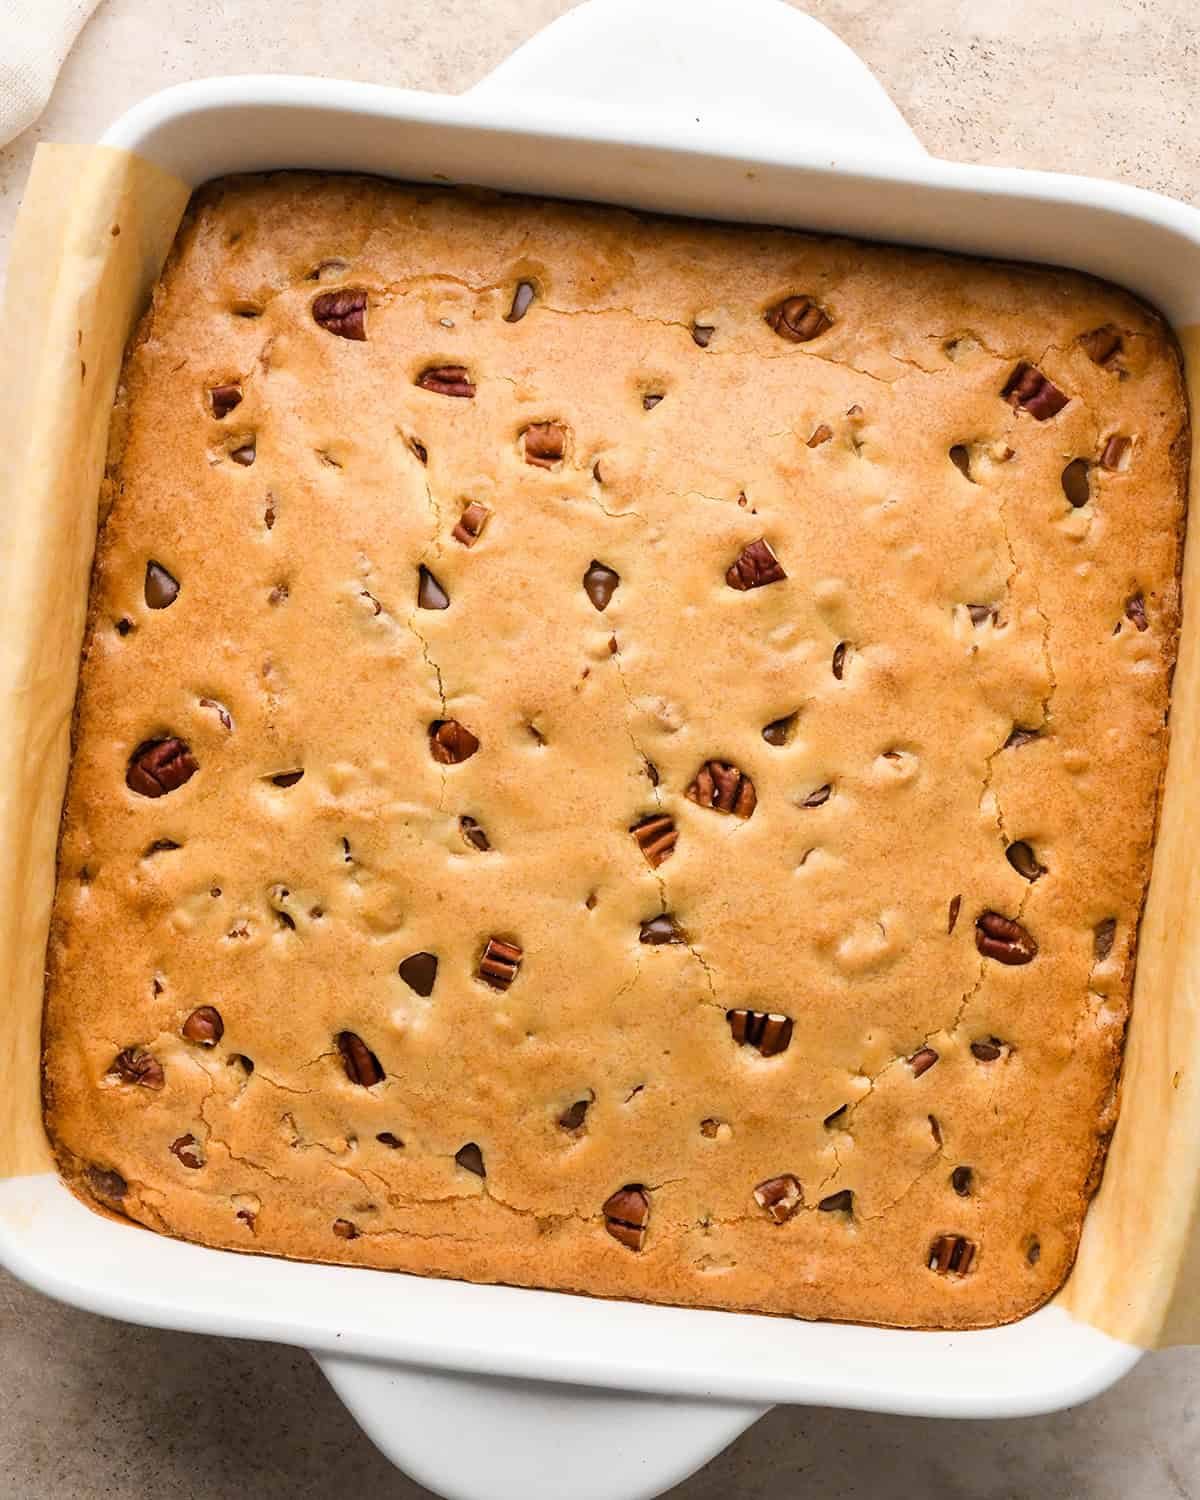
[1,0,100,146]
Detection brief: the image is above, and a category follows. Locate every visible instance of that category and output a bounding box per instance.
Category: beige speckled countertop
[2,2,1199,1496]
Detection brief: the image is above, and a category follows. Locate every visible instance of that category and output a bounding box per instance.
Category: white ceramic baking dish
[3,3,1199,1497]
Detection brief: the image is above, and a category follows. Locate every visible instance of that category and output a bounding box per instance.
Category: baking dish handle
[316,1354,767,1500]
[467,0,925,158]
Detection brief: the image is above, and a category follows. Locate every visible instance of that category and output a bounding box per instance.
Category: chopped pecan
[603,1185,649,1250]
[823,1104,848,1128]
[1002,362,1068,420]
[1079,325,1122,366]
[908,1046,938,1077]
[766,296,832,342]
[1004,726,1040,750]
[1101,435,1132,470]
[725,538,786,591]
[111,1048,164,1089]
[975,911,1037,964]
[967,604,997,626]
[523,422,566,468]
[1125,592,1149,631]
[505,280,536,322]
[85,1165,127,1200]
[144,561,179,609]
[692,323,715,347]
[376,1132,404,1149]
[951,1166,973,1197]
[818,1189,853,1214]
[229,440,256,466]
[832,641,848,679]
[762,712,797,747]
[455,1142,486,1177]
[170,1134,204,1169]
[639,914,686,945]
[429,719,480,764]
[584,560,620,611]
[1006,840,1044,881]
[1062,458,1091,507]
[1094,918,1117,962]
[949,444,972,480]
[477,936,522,989]
[686,760,756,819]
[929,1234,976,1275]
[312,288,367,340]
[947,895,961,934]
[452,501,490,546]
[559,1098,591,1130]
[800,784,832,808]
[754,1174,803,1223]
[398,951,438,996]
[337,1031,383,1086]
[332,1218,359,1239]
[182,1006,224,1046]
[970,1037,1006,1062]
[209,382,242,419]
[418,565,450,610]
[631,814,677,868]
[460,815,490,852]
[727,1009,793,1057]
[199,697,233,730]
[417,365,476,398]
[807,423,833,448]
[126,738,197,798]
[270,769,304,787]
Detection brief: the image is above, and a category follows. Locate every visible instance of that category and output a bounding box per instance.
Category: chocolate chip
[1006,840,1044,881]
[418,565,450,610]
[1002,362,1069,420]
[523,422,566,468]
[459,815,490,852]
[686,760,756,819]
[603,1185,649,1250]
[908,1046,938,1077]
[801,784,832,808]
[951,1166,973,1197]
[1101,434,1132,471]
[948,895,961,934]
[754,1174,803,1223]
[455,1142,486,1177]
[929,1234,975,1275]
[429,719,480,764]
[692,323,715,347]
[182,1006,224,1046]
[126,738,197,798]
[229,440,256,466]
[477,936,522,989]
[766,295,832,342]
[1062,458,1091,507]
[505,281,536,322]
[376,1132,404,1149]
[270,770,304,787]
[337,1031,383,1087]
[948,444,972,480]
[762,713,797,747]
[1079,325,1122,366]
[144,561,179,609]
[832,641,847,679]
[452,501,491,546]
[210,383,243,419]
[85,1165,127,1200]
[1094,918,1117,962]
[807,423,833,448]
[818,1189,854,1214]
[727,1009,793,1057]
[642,393,664,410]
[111,1048,165,1089]
[417,365,476,398]
[170,1134,204,1169]
[639,914,686,945]
[970,1037,1005,1062]
[975,911,1037,964]
[584,561,620,611]
[1004,726,1040,750]
[116,618,134,636]
[1125,593,1149,632]
[631,814,677,868]
[312,289,367,340]
[726,537,786,591]
[559,1099,591,1130]
[398,951,438,996]
[332,1218,359,1239]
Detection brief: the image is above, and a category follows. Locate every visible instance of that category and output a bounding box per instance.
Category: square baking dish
[3,3,1199,1498]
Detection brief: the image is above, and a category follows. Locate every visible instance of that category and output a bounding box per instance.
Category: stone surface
[1,1,1198,1496]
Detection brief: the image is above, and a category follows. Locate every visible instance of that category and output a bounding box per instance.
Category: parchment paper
[0,140,1195,1348]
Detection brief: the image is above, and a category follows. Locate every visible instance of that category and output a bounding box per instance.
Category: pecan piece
[949,444,972,480]
[726,538,786,591]
[523,422,566,468]
[1101,434,1132,471]
[1004,726,1040,750]
[1079,325,1122,366]
[603,1185,649,1250]
[477,936,522,989]
[418,565,450,610]
[559,1098,591,1130]
[209,383,243,419]
[947,895,961,934]
[429,719,480,764]
[975,911,1037,964]
[762,712,797,747]
[376,1132,404,1149]
[1124,592,1149,632]
[337,1031,383,1087]
[398,950,438,996]
[970,1037,1006,1062]
[818,1189,854,1214]
[967,604,997,626]
[85,1165,127,1200]
[460,815,490,852]
[312,288,367,340]
[691,323,715,348]
[766,295,832,342]
[455,1141,486,1177]
[754,1174,803,1223]
[929,1234,976,1275]
[126,738,197,798]
[229,440,256,466]
[417,364,476,398]
[631,814,677,868]
[1062,458,1091,507]
[1002,362,1069,420]
[1006,840,1044,881]
[170,1134,204,1169]
[270,769,304,788]
[452,501,491,546]
[807,423,833,448]
[727,1009,793,1057]
[832,641,848,679]
[686,760,756,819]
[639,914,686,945]
[144,561,179,609]
[908,1046,938,1077]
[583,561,620,611]
[801,784,832,808]
[1094,918,1117,962]
[951,1166,973,1197]
[182,1006,224,1046]
[505,280,536,322]
[332,1219,359,1239]
[111,1048,165,1090]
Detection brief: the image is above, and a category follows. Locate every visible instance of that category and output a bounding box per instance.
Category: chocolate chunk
[477,936,523,989]
[312,288,367,340]
[398,951,438,996]
[144,561,179,609]
[975,911,1037,964]
[209,383,243,419]
[452,501,491,546]
[603,1185,649,1250]
[429,719,480,764]
[948,895,961,934]
[631,814,677,868]
[1125,592,1149,632]
[455,1141,486,1177]
[229,440,256,466]
[639,914,686,945]
[1004,726,1040,750]
[583,560,620,611]
[929,1234,976,1275]
[126,738,197,798]
[832,641,848,679]
[332,1218,359,1239]
[970,1037,1004,1063]
[686,760,756,819]
[766,296,832,342]
[754,1174,803,1223]
[417,365,476,398]
[1094,918,1117,962]
[111,1048,165,1089]
[460,815,490,852]
[951,1166,973,1197]
[642,393,664,410]
[376,1132,404,1149]
[727,1009,793,1057]
[949,444,972,480]
[337,1031,383,1087]
[800,784,832,808]
[807,423,834,448]
[559,1099,591,1130]
[762,713,797,746]
[1101,434,1132,471]
[85,1165,127,1200]
[692,323,715,348]
[116,618,134,636]
[908,1046,938,1077]
[1006,840,1044,881]
[818,1189,854,1214]
[505,280,537,322]
[1061,458,1091,507]
[726,537,786,591]
[1002,362,1069,420]
[182,1006,224,1046]
[1079,325,1122,366]
[270,770,304,787]
[170,1134,204,1169]
[418,565,450,610]
[523,422,566,468]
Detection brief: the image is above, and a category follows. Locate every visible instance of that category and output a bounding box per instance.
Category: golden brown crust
[43,173,1189,1328]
